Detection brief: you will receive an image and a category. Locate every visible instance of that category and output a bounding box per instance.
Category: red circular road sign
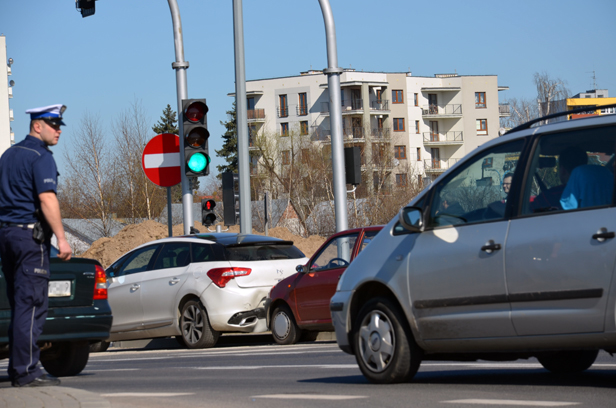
[142,133,181,187]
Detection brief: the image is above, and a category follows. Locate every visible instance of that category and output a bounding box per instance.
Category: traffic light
[76,0,96,17]
[202,199,217,227]
[222,172,239,226]
[182,99,210,177]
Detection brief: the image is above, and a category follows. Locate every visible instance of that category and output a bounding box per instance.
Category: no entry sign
[142,133,181,187]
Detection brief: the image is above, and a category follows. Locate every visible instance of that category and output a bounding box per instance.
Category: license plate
[48,280,71,297]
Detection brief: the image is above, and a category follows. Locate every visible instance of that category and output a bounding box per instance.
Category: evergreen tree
[152,104,179,135]
[215,102,238,178]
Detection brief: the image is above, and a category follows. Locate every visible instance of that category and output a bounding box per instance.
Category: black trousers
[0,226,50,385]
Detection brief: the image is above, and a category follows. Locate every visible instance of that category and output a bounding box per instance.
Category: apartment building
[239,68,509,191]
[0,35,14,156]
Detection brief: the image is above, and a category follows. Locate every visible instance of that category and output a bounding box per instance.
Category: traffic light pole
[167,0,193,235]
[319,0,348,233]
[233,0,252,234]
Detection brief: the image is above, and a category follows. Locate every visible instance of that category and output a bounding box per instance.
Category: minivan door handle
[481,240,502,254]
[592,228,615,242]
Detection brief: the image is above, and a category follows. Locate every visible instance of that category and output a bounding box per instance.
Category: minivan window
[428,139,525,228]
[523,125,616,215]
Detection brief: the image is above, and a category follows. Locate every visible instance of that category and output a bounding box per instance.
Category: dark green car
[0,248,113,377]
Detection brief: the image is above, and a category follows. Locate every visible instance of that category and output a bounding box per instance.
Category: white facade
[240,69,509,189]
[0,35,14,156]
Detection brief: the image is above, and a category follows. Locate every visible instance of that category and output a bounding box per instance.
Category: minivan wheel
[271,305,302,345]
[180,300,220,349]
[538,350,598,374]
[353,298,422,384]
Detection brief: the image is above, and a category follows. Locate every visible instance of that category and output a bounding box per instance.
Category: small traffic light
[182,99,210,177]
[222,172,239,226]
[202,199,217,227]
[76,0,96,17]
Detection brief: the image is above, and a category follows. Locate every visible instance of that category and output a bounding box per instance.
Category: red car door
[294,232,360,323]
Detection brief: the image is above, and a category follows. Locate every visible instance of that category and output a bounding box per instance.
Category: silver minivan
[331,106,616,383]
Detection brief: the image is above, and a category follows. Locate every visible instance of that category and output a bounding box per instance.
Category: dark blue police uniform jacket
[0,135,58,385]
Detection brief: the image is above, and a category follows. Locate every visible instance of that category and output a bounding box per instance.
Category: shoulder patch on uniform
[34,268,48,275]
[43,178,56,185]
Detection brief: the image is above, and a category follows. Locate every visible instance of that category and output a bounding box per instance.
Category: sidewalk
[0,384,110,408]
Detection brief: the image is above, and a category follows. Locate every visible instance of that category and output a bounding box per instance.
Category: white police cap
[26,104,67,126]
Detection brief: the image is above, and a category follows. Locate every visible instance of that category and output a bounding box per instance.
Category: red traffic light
[184,101,208,123]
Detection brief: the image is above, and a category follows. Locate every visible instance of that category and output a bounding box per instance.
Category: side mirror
[296,264,307,273]
[399,206,423,232]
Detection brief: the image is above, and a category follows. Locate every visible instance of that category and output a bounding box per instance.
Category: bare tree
[61,112,118,237]
[501,72,570,129]
[112,99,166,222]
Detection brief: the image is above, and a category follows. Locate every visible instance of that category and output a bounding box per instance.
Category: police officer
[0,104,72,387]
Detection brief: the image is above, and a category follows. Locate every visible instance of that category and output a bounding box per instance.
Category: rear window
[224,244,305,261]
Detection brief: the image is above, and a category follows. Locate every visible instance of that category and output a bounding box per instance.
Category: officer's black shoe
[12,374,61,387]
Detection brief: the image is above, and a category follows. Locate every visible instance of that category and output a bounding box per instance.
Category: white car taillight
[207,267,251,288]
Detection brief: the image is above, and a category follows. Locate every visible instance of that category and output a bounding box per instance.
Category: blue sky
[2,0,615,180]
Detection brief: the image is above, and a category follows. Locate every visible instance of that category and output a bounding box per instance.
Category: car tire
[41,341,90,377]
[180,299,220,349]
[89,341,110,353]
[538,350,598,374]
[271,305,302,345]
[353,297,422,384]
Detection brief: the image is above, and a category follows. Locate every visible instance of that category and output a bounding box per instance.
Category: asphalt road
[2,335,615,408]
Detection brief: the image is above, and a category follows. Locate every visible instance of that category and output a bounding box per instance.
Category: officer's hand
[57,239,72,261]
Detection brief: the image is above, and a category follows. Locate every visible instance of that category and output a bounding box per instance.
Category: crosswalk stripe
[252,394,367,400]
[442,399,579,406]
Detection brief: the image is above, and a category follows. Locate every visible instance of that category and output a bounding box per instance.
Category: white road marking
[442,399,579,406]
[85,368,141,372]
[101,393,194,397]
[193,364,359,370]
[252,394,367,400]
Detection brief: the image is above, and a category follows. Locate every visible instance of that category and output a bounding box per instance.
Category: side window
[429,139,525,228]
[311,234,359,271]
[192,243,216,263]
[116,246,159,277]
[358,230,380,255]
[523,125,615,214]
[152,242,191,270]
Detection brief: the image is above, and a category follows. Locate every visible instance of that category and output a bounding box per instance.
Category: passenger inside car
[560,164,614,210]
[530,146,588,213]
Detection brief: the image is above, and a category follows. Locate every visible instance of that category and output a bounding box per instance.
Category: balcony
[370,99,389,112]
[342,99,363,114]
[343,127,365,140]
[296,105,308,116]
[422,131,463,146]
[372,127,391,140]
[499,103,511,117]
[247,109,265,122]
[424,158,459,174]
[277,106,289,118]
[422,104,462,118]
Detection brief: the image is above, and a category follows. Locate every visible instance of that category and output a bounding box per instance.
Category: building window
[396,174,408,187]
[416,147,421,161]
[282,150,290,165]
[298,93,308,116]
[414,93,418,106]
[394,145,406,160]
[415,120,420,134]
[393,90,404,104]
[301,148,310,164]
[279,94,288,117]
[393,118,405,132]
[376,89,382,103]
[475,92,486,108]
[476,119,488,135]
[281,122,289,136]
[300,121,309,135]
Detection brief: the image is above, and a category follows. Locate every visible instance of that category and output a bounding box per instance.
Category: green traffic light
[188,152,209,173]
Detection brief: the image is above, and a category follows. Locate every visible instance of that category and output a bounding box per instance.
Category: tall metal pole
[167,0,192,235]
[318,0,348,233]
[233,0,252,234]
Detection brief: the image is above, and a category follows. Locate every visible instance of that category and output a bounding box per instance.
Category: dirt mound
[82,220,326,269]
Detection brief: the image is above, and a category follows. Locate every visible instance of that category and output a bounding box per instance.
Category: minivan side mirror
[399,206,423,232]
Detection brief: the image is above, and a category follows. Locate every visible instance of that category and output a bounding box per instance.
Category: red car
[265,226,383,345]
